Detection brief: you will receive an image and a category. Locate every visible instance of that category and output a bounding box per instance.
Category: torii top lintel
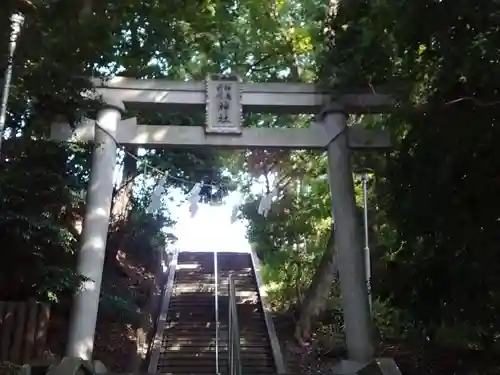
[51,76,392,149]
[90,76,393,115]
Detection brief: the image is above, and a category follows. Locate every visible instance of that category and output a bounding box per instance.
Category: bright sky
[170,198,251,253]
[165,177,270,253]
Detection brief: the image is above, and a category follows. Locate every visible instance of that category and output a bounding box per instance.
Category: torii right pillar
[321,105,374,362]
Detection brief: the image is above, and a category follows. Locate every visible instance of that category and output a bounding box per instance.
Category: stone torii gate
[51,75,391,368]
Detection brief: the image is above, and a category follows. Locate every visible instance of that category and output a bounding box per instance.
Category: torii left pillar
[66,97,125,359]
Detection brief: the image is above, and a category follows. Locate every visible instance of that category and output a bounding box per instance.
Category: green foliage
[6,0,498,354]
[0,138,86,300]
[0,0,240,303]
[235,0,500,351]
[241,153,335,310]
[319,0,500,346]
[0,0,331,312]
[37,267,88,303]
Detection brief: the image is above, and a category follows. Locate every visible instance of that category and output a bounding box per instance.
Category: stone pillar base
[331,358,402,375]
[92,361,107,374]
[39,358,107,375]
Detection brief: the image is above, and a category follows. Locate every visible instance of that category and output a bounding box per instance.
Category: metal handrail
[148,248,179,373]
[228,274,242,375]
[214,250,220,374]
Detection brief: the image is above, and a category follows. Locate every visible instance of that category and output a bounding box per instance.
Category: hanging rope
[98,121,281,220]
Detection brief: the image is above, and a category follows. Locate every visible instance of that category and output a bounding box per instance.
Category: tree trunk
[130,277,159,372]
[105,148,137,269]
[294,260,302,306]
[295,225,338,344]
[111,147,137,224]
[146,251,171,361]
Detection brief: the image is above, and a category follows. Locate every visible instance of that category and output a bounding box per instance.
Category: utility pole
[354,167,374,314]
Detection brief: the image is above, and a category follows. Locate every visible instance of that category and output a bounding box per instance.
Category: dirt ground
[275,316,500,375]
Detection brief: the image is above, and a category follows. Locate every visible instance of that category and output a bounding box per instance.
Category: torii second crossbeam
[51,117,390,150]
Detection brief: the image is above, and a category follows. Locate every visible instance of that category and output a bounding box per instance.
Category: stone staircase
[154,251,280,375]
[158,252,217,374]
[218,252,276,374]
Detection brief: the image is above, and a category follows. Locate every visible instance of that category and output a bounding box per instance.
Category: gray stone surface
[93,360,107,374]
[331,360,369,375]
[374,358,402,375]
[331,358,402,375]
[358,361,384,375]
